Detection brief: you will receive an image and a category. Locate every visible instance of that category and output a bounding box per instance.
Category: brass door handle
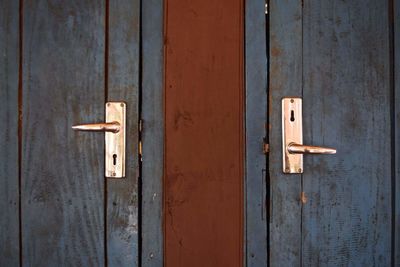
[72,102,126,178]
[287,143,336,154]
[72,122,120,133]
[282,97,336,173]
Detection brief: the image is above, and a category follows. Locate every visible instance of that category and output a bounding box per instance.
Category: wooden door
[268,0,400,266]
[0,1,140,266]
[2,0,399,266]
[163,0,244,266]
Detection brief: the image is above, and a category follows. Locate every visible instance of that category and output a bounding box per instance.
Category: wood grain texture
[0,1,19,266]
[21,1,105,265]
[107,0,140,266]
[164,0,244,266]
[245,0,268,266]
[269,0,303,265]
[141,0,164,265]
[301,0,391,265]
[394,0,400,265]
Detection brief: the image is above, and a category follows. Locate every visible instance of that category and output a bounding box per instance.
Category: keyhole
[290,110,295,121]
[113,154,117,165]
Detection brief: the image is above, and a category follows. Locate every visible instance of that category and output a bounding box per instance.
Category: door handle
[72,122,120,133]
[287,143,336,154]
[282,97,336,173]
[72,102,126,178]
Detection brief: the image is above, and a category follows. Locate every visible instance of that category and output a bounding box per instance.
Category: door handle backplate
[282,97,336,174]
[72,102,126,178]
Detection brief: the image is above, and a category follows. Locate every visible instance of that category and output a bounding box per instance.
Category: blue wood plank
[269,0,303,265]
[0,1,19,266]
[141,0,164,265]
[394,0,400,265]
[245,0,268,266]
[107,0,140,266]
[22,1,105,265]
[301,0,392,265]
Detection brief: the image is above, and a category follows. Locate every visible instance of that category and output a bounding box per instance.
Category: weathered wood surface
[301,0,392,265]
[245,0,268,266]
[0,1,19,266]
[21,1,105,265]
[164,0,244,266]
[107,0,140,266]
[141,0,164,265]
[394,0,400,265]
[270,0,394,265]
[269,0,303,265]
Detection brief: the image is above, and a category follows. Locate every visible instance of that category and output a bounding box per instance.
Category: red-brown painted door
[163,0,245,266]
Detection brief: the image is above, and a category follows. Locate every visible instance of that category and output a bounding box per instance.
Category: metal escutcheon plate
[282,97,303,174]
[105,102,126,178]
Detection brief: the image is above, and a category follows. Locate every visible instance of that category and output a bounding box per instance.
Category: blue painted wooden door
[0,1,140,266]
[268,0,399,266]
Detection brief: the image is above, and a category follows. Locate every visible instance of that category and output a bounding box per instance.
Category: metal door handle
[287,143,336,154]
[282,97,336,173]
[72,122,120,133]
[72,102,126,178]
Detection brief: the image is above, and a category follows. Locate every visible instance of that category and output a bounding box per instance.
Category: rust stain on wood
[300,192,307,205]
[164,0,244,266]
[271,46,282,57]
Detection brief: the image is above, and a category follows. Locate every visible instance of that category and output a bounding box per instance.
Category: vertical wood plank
[22,1,105,265]
[0,1,19,266]
[107,0,140,266]
[141,0,164,265]
[164,0,244,266]
[269,0,303,265]
[394,0,400,265]
[301,0,392,265]
[245,0,268,266]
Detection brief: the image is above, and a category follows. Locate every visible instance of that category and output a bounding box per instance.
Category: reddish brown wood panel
[164,0,244,266]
